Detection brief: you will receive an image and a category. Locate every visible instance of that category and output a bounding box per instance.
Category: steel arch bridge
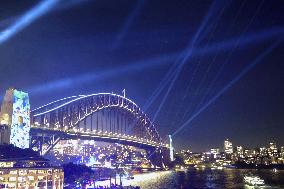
[30,93,168,156]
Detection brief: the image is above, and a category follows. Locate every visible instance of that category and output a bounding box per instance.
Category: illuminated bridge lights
[31,124,166,148]
[30,93,168,155]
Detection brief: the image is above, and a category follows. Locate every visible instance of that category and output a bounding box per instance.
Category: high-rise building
[259,147,267,157]
[268,142,278,158]
[236,146,244,158]
[210,148,220,159]
[224,139,233,154]
[210,148,220,155]
[281,146,284,159]
[268,142,279,164]
[244,149,256,158]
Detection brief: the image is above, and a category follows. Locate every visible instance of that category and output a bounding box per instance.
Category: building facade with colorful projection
[0,88,30,149]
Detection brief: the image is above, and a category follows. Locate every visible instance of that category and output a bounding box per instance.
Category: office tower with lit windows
[210,148,220,159]
[269,142,279,164]
[268,142,278,157]
[259,147,267,157]
[279,146,284,164]
[236,146,244,159]
[224,139,233,155]
[281,147,284,158]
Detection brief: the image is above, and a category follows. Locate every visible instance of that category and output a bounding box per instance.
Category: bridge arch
[31,93,165,155]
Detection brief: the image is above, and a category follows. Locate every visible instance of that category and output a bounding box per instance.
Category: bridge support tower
[0,88,31,149]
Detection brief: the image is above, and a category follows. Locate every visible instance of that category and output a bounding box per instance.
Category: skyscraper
[236,146,244,158]
[210,148,220,159]
[268,142,278,164]
[268,142,278,157]
[224,139,233,154]
[281,146,284,159]
[259,147,267,157]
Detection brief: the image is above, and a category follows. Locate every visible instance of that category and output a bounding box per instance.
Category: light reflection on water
[124,169,284,189]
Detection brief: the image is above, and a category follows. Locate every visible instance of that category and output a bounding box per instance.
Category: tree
[62,162,96,185]
[0,144,40,159]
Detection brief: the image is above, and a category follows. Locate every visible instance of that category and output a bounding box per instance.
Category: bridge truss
[30,93,167,156]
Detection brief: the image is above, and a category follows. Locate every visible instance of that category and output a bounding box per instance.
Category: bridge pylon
[0,88,31,149]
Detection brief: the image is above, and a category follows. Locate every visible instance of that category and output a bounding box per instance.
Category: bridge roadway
[30,125,168,150]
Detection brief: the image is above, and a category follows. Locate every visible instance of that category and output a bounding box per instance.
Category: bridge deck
[30,126,168,150]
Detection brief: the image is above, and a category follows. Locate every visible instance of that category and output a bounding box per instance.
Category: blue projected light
[172,39,283,137]
[111,0,145,50]
[23,27,283,98]
[151,0,225,122]
[10,90,31,149]
[0,0,58,45]
[26,54,177,96]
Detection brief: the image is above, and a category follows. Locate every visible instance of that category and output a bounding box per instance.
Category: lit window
[8,183,16,187]
[29,170,37,174]
[38,176,45,180]
[9,177,16,181]
[9,170,17,174]
[18,176,26,182]
[19,169,27,175]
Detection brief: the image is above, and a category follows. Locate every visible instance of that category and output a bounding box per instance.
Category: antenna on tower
[122,89,126,98]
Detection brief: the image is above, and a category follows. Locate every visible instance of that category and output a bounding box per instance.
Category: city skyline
[180,138,284,153]
[179,138,284,169]
[0,0,283,151]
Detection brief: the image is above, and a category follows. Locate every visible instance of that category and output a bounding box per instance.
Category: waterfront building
[0,157,64,189]
[183,153,202,165]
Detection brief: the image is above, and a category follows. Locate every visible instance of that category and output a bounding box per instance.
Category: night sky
[0,0,283,151]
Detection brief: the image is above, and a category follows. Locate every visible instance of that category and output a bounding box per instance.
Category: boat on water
[175,166,187,172]
[125,174,135,180]
[244,175,265,186]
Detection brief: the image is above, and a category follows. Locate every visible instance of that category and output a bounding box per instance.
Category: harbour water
[121,169,284,189]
